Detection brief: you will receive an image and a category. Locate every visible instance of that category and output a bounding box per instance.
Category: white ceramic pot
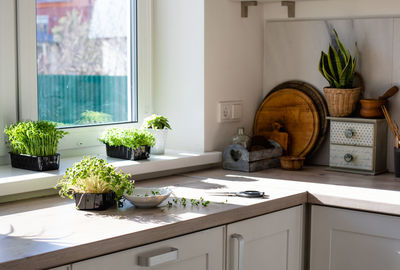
[147,129,168,155]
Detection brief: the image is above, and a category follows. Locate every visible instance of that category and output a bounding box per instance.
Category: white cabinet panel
[72,226,224,270]
[226,205,304,270]
[310,205,400,270]
[49,266,71,270]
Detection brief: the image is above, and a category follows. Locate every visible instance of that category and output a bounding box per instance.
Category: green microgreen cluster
[143,190,161,197]
[167,197,210,208]
[57,156,134,205]
[319,29,358,89]
[4,121,68,156]
[76,110,113,124]
[141,114,171,130]
[99,128,155,149]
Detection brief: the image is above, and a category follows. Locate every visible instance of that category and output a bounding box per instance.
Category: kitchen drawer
[329,144,373,171]
[72,226,224,270]
[330,121,374,146]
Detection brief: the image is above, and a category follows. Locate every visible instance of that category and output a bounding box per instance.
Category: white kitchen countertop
[1,166,400,270]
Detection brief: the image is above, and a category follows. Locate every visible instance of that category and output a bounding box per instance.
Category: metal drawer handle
[231,234,244,270]
[344,128,355,138]
[344,153,353,162]
[137,247,178,267]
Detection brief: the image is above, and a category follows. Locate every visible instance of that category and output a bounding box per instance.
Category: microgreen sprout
[167,197,211,208]
[56,156,134,206]
[4,121,67,156]
[99,128,155,149]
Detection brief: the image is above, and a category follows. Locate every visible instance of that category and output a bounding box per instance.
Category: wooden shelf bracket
[281,1,295,18]
[241,1,258,18]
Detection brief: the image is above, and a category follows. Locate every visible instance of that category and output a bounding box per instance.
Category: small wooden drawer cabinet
[328,117,387,175]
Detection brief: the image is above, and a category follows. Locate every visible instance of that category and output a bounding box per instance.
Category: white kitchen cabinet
[310,205,400,270]
[72,226,224,270]
[49,266,71,270]
[226,205,304,270]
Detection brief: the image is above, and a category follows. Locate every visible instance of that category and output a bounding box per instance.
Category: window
[7,0,154,158]
[36,0,137,127]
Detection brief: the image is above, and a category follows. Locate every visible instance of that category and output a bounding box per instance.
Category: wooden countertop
[1,166,400,269]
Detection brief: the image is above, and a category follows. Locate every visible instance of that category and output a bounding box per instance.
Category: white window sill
[0,150,221,197]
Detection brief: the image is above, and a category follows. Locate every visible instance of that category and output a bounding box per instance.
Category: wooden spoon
[379,86,399,100]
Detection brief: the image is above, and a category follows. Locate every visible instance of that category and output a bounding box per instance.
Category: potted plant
[141,114,171,155]
[76,110,113,124]
[319,29,361,117]
[57,156,134,210]
[4,121,67,171]
[99,128,155,160]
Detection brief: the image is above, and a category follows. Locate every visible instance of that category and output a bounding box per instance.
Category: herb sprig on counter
[167,197,210,208]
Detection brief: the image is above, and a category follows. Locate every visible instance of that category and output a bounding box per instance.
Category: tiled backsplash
[264,18,400,171]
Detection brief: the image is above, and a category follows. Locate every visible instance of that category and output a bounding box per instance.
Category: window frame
[15,0,152,155]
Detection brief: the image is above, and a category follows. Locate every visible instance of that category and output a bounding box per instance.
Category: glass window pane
[36,0,135,127]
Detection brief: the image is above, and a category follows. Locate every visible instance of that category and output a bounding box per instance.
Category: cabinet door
[310,205,400,270]
[72,226,224,270]
[49,266,71,270]
[226,205,304,270]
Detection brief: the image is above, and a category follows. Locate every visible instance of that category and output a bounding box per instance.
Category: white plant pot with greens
[141,115,171,155]
[57,156,134,210]
[4,121,67,171]
[99,128,155,160]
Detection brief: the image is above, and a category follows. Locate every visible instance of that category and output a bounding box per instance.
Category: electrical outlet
[219,103,231,122]
[218,101,242,123]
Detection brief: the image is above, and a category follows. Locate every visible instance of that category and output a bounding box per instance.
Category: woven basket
[323,87,362,117]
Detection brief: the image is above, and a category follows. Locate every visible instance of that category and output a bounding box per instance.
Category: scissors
[208,190,269,199]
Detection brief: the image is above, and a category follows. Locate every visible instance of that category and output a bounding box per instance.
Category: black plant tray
[74,192,116,210]
[9,153,60,171]
[106,144,150,160]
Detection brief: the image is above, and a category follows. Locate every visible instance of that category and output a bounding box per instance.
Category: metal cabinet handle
[137,247,178,267]
[231,234,244,270]
[344,153,353,162]
[344,128,355,138]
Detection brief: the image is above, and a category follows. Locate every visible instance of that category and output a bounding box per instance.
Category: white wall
[262,0,400,171]
[263,0,400,20]
[204,0,264,151]
[0,0,17,163]
[153,0,264,153]
[152,0,205,152]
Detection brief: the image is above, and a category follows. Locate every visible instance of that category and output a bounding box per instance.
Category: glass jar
[232,128,251,150]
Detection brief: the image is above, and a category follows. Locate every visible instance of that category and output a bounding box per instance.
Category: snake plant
[319,29,357,89]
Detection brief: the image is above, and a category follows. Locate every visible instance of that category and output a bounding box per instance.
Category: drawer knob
[344,129,354,138]
[344,154,353,162]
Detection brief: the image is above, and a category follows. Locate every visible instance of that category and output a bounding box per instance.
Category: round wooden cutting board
[268,81,328,158]
[254,88,320,157]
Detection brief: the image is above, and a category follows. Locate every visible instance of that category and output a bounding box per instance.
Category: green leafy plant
[99,128,155,149]
[57,156,134,204]
[319,29,357,89]
[141,114,171,130]
[167,197,210,208]
[4,121,68,156]
[76,110,113,124]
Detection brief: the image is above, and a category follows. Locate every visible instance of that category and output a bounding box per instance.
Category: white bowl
[124,187,172,208]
